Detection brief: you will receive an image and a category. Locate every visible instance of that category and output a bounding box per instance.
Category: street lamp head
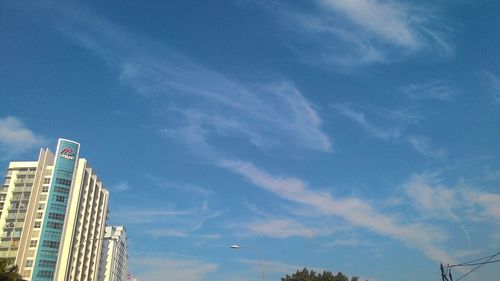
[230,244,240,249]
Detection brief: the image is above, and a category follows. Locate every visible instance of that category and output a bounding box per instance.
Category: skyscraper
[0,139,110,281]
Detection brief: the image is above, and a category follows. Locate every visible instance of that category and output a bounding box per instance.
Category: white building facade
[98,226,128,281]
[0,139,110,281]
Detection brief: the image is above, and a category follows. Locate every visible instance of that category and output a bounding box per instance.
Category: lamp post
[230,244,265,281]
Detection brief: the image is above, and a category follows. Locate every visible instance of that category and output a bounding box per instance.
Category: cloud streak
[401,80,459,101]
[234,218,322,239]
[131,256,218,281]
[333,104,447,158]
[272,0,452,66]
[482,70,500,104]
[0,117,46,159]
[407,135,446,158]
[54,4,332,153]
[221,160,455,264]
[112,202,222,239]
[332,103,403,140]
[404,173,500,223]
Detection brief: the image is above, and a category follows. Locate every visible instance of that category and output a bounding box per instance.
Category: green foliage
[0,258,25,281]
[281,268,369,281]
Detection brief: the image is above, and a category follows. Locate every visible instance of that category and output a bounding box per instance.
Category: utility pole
[440,263,450,281]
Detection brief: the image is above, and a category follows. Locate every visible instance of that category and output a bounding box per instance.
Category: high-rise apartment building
[0,139,110,281]
[98,226,128,281]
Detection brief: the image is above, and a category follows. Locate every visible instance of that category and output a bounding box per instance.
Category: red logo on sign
[60,147,75,159]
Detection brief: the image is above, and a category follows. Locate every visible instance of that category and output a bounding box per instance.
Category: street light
[230,244,266,281]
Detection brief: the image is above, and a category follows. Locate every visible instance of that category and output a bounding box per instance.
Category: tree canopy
[281,268,369,281]
[0,258,25,281]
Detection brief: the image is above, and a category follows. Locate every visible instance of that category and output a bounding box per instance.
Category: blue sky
[1,1,499,280]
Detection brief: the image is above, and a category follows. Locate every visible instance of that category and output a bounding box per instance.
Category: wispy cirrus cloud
[147,228,221,241]
[272,0,452,66]
[0,116,46,159]
[109,181,130,193]
[404,173,500,223]
[221,160,455,264]
[131,255,218,281]
[53,4,332,153]
[234,218,322,239]
[404,173,472,245]
[401,80,460,101]
[323,237,370,248]
[407,135,446,158]
[482,70,500,104]
[404,173,500,248]
[332,103,405,140]
[146,175,214,197]
[333,104,446,158]
[113,202,222,239]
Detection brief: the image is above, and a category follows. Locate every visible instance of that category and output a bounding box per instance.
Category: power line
[453,259,499,267]
[454,251,500,281]
[450,251,500,267]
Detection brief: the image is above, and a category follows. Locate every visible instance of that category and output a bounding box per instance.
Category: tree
[0,258,25,281]
[281,268,369,281]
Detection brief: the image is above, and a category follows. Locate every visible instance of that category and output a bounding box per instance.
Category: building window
[25,260,34,268]
[34,222,41,229]
[38,203,45,210]
[37,270,54,278]
[47,221,63,230]
[48,212,65,221]
[42,240,60,249]
[43,177,51,184]
[39,260,57,268]
[36,212,43,219]
[55,178,72,187]
[30,240,37,247]
[55,195,66,203]
[42,186,49,193]
[54,186,70,194]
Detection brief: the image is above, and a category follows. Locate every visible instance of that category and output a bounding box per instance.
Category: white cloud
[110,181,130,193]
[146,228,221,240]
[404,174,458,219]
[113,202,222,240]
[0,117,46,159]
[462,189,500,222]
[113,202,221,223]
[323,237,368,248]
[237,218,322,238]
[146,176,214,197]
[131,256,218,281]
[405,174,500,223]
[404,173,500,249]
[274,0,452,66]
[54,6,332,153]
[333,104,445,159]
[401,80,459,101]
[482,70,500,104]
[332,104,402,140]
[319,0,419,48]
[407,135,446,158]
[221,160,454,264]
